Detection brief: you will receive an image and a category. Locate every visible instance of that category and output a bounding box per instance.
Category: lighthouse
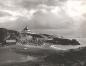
[22,26,31,34]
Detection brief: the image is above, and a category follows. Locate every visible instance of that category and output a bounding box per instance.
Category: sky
[0,0,86,37]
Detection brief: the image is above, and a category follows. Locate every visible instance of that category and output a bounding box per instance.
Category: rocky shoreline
[0,28,80,46]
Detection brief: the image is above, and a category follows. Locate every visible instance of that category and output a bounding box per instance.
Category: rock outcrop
[45,37,80,45]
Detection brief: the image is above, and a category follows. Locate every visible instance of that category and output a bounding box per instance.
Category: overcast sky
[0,0,86,37]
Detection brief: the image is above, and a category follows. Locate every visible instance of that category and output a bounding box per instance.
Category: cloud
[0,8,38,23]
[0,0,85,37]
[0,16,17,23]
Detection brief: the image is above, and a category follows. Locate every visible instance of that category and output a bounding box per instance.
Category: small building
[5,37,17,45]
[6,40,16,43]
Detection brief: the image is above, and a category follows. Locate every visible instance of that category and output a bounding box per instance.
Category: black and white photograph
[0,0,86,66]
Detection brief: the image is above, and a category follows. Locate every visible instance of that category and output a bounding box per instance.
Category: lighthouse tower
[22,26,31,34]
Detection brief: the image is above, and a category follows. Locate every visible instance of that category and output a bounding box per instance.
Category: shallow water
[0,47,37,65]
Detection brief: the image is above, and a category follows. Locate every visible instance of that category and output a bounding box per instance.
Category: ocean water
[0,47,37,65]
